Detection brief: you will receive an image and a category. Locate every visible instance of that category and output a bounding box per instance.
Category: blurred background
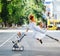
[0,0,60,30]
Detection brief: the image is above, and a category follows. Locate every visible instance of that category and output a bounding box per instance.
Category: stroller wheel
[19,46,24,51]
[12,46,24,51]
[12,47,16,51]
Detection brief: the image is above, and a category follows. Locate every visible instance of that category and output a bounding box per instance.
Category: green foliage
[0,17,2,23]
[0,0,2,13]
[0,0,46,26]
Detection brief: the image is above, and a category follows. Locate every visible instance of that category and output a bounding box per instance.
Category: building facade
[53,0,60,20]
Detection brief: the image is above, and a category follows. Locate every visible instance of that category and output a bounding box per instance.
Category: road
[0,30,60,56]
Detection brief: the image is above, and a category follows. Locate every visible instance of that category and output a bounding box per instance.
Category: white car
[56,24,60,30]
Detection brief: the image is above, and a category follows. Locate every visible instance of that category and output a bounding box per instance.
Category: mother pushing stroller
[26,14,47,44]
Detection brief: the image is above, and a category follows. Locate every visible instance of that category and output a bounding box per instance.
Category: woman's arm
[33,25,47,34]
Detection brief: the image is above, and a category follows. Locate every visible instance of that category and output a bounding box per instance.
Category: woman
[27,15,46,44]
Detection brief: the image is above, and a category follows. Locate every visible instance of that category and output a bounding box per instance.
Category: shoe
[39,40,43,44]
[37,39,43,44]
[12,41,15,43]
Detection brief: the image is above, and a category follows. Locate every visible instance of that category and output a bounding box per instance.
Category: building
[44,0,60,30]
[44,0,53,19]
[53,0,60,20]
[52,0,60,30]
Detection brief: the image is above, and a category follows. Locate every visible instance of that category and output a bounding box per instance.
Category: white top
[28,22,47,39]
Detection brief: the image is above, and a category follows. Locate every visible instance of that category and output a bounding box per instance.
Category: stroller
[12,32,26,51]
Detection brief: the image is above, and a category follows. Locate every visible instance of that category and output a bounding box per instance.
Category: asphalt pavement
[0,31,60,56]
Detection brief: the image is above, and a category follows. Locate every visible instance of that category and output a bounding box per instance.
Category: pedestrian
[27,14,47,44]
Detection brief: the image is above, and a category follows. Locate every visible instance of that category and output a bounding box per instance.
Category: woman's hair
[29,15,34,20]
[37,22,43,27]
[37,22,42,25]
[39,22,43,27]
[29,15,36,22]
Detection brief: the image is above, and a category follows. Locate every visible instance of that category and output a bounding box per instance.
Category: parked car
[48,25,57,30]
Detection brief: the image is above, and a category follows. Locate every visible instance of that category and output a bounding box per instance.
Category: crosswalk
[0,32,60,56]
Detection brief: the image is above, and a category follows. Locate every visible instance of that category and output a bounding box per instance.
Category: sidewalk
[0,27,22,30]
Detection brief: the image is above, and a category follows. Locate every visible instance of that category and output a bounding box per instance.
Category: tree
[7,0,24,26]
[1,0,9,27]
[0,0,46,27]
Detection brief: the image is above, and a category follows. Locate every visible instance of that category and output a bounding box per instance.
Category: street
[0,30,60,56]
[0,0,60,56]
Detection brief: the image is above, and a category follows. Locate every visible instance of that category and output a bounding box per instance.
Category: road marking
[0,30,33,32]
[0,34,16,48]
